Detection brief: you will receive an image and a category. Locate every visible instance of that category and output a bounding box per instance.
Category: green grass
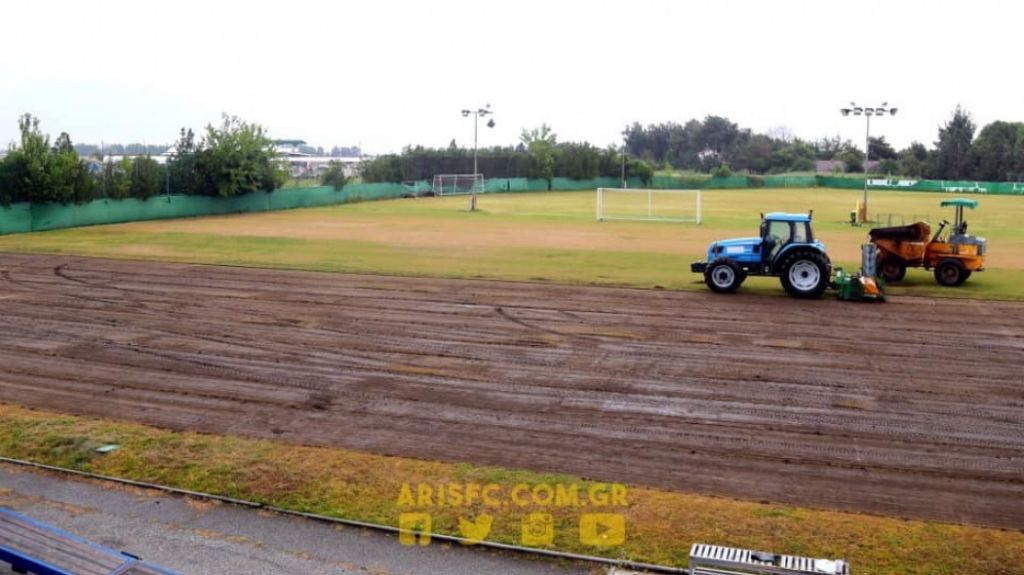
[1,188,1022,299]
[3,403,1023,574]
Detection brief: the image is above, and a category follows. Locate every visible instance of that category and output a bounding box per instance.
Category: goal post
[596,188,701,224]
[432,174,484,196]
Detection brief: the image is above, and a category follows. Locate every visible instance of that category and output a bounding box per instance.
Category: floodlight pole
[461,104,493,212]
[840,102,897,223]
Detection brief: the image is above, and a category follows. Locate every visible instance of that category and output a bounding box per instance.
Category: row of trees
[0,114,289,206]
[624,107,1024,181]
[361,124,654,186]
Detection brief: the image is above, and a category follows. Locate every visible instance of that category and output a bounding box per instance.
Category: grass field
[4,404,1023,574]
[1,188,1021,299]
[2,188,1023,572]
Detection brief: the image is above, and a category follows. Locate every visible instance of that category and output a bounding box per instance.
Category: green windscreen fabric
[3,176,1021,236]
[0,203,32,234]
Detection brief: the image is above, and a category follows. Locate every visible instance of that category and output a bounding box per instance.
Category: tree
[868,136,897,161]
[101,158,133,199]
[970,121,1024,181]
[130,156,163,199]
[771,140,816,173]
[167,128,203,195]
[520,124,558,186]
[812,135,853,160]
[898,142,930,178]
[321,160,348,190]
[839,148,865,173]
[196,114,285,197]
[2,114,52,203]
[931,105,976,180]
[360,154,402,183]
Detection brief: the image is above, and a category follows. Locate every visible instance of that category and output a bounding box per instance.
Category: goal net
[432,174,484,196]
[596,188,701,223]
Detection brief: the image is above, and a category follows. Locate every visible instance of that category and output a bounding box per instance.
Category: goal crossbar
[596,188,701,224]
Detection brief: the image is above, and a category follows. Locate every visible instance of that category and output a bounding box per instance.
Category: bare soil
[1,254,1022,529]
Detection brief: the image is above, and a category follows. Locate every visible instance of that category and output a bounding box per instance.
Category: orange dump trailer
[869,199,986,287]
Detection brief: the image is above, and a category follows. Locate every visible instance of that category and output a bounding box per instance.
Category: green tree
[167,128,205,195]
[839,148,866,173]
[868,136,898,161]
[130,156,163,199]
[970,121,1023,181]
[931,105,976,179]
[101,158,133,199]
[321,160,349,190]
[898,142,930,178]
[1,114,52,203]
[196,114,284,197]
[360,154,402,183]
[520,124,558,187]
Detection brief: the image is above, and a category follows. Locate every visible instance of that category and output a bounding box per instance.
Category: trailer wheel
[878,257,906,283]
[934,258,968,287]
[779,251,830,298]
[705,260,743,293]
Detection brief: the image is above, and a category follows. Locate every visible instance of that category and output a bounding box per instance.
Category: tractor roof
[764,212,811,222]
[940,198,979,209]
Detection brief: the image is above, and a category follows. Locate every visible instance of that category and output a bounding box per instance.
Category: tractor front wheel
[878,257,907,283]
[935,259,968,287]
[705,260,744,293]
[780,252,831,298]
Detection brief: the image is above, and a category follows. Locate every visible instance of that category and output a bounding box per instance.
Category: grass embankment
[2,404,1022,573]
[1,189,1022,300]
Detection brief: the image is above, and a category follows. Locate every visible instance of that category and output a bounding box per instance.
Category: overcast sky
[1,0,1020,154]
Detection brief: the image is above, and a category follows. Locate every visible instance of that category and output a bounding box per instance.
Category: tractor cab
[692,212,832,297]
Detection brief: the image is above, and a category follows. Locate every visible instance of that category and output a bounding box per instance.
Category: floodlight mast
[840,101,897,223]
[461,104,494,211]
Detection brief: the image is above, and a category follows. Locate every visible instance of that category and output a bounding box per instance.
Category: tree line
[361,124,654,187]
[623,106,1024,181]
[0,114,289,206]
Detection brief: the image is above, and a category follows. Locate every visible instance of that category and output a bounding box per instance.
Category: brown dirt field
[1,254,1022,529]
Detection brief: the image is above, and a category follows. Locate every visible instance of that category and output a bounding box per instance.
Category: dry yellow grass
[2,403,1022,573]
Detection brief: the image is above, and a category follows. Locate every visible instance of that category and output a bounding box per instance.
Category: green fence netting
[2,184,412,235]
[3,176,1021,236]
[0,203,32,235]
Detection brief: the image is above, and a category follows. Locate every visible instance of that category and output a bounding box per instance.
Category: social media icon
[521,513,554,546]
[579,513,625,547]
[399,513,431,547]
[458,514,493,544]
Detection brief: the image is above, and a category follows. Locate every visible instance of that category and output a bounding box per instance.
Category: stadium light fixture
[461,104,494,211]
[841,101,897,223]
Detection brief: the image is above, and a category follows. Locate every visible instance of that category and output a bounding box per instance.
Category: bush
[320,160,348,191]
[712,164,733,178]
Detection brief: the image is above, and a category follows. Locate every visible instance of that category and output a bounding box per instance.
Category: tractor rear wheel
[935,259,968,287]
[878,257,907,283]
[779,251,831,298]
[705,260,743,293]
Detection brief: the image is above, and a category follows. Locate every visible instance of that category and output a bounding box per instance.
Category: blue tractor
[690,212,832,298]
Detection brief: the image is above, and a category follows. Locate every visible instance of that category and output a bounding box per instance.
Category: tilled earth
[1,254,1022,528]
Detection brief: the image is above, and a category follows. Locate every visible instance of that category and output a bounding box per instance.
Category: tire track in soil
[0,253,1023,529]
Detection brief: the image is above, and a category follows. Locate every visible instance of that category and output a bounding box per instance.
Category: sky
[1,0,1020,155]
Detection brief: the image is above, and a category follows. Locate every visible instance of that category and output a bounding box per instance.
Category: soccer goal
[432,174,484,196]
[596,188,701,223]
